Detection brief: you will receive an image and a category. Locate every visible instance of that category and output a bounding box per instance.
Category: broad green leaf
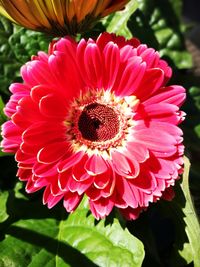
[105,0,138,39]
[180,157,200,266]
[0,191,9,223]
[56,198,144,267]
[0,187,144,267]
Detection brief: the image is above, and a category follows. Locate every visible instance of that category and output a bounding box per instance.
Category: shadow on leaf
[6,225,98,267]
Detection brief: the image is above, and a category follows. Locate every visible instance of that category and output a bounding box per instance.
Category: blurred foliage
[0,0,200,266]
[0,16,51,98]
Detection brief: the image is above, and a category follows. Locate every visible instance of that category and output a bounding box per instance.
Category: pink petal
[48,52,82,99]
[9,83,30,94]
[39,94,67,118]
[55,37,77,55]
[15,149,35,165]
[133,128,177,155]
[2,121,21,138]
[134,68,164,100]
[130,169,157,193]
[33,161,58,177]
[119,206,143,220]
[37,141,68,164]
[30,85,54,103]
[34,177,49,188]
[116,176,139,208]
[43,185,63,208]
[120,45,137,62]
[63,191,83,212]
[58,151,84,173]
[93,169,111,189]
[86,184,102,201]
[71,155,88,181]
[21,64,37,87]
[89,197,115,219]
[111,150,139,178]
[143,85,186,107]
[158,59,172,82]
[84,43,103,88]
[22,121,66,146]
[17,168,32,181]
[84,154,108,176]
[103,41,120,89]
[126,142,149,163]
[20,141,41,155]
[113,56,146,97]
[12,96,42,128]
[58,170,72,191]
[144,103,178,117]
[67,175,93,195]
[50,178,63,196]
[24,60,55,85]
[47,194,63,209]
[26,178,41,193]
[138,47,159,69]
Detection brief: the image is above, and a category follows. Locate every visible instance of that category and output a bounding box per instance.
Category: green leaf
[0,96,6,124]
[105,0,138,39]
[0,191,9,223]
[56,198,144,267]
[127,0,192,69]
[0,187,144,267]
[9,26,51,63]
[180,157,200,266]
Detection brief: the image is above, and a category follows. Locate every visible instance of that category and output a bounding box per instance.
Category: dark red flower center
[78,103,119,142]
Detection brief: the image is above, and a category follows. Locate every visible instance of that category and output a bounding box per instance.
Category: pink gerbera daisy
[1,33,185,220]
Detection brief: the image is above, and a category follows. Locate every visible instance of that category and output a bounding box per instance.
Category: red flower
[1,33,185,220]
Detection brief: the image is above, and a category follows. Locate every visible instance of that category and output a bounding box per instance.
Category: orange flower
[0,0,129,35]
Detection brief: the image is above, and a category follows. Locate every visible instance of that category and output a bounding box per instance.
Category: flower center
[66,90,139,155]
[78,103,119,142]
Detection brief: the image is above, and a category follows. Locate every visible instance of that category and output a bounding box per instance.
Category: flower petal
[37,141,68,164]
[84,154,108,176]
[89,197,115,219]
[63,191,83,212]
[111,150,139,178]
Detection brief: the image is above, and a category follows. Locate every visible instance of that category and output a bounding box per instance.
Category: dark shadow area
[183,0,200,23]
[0,155,17,190]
